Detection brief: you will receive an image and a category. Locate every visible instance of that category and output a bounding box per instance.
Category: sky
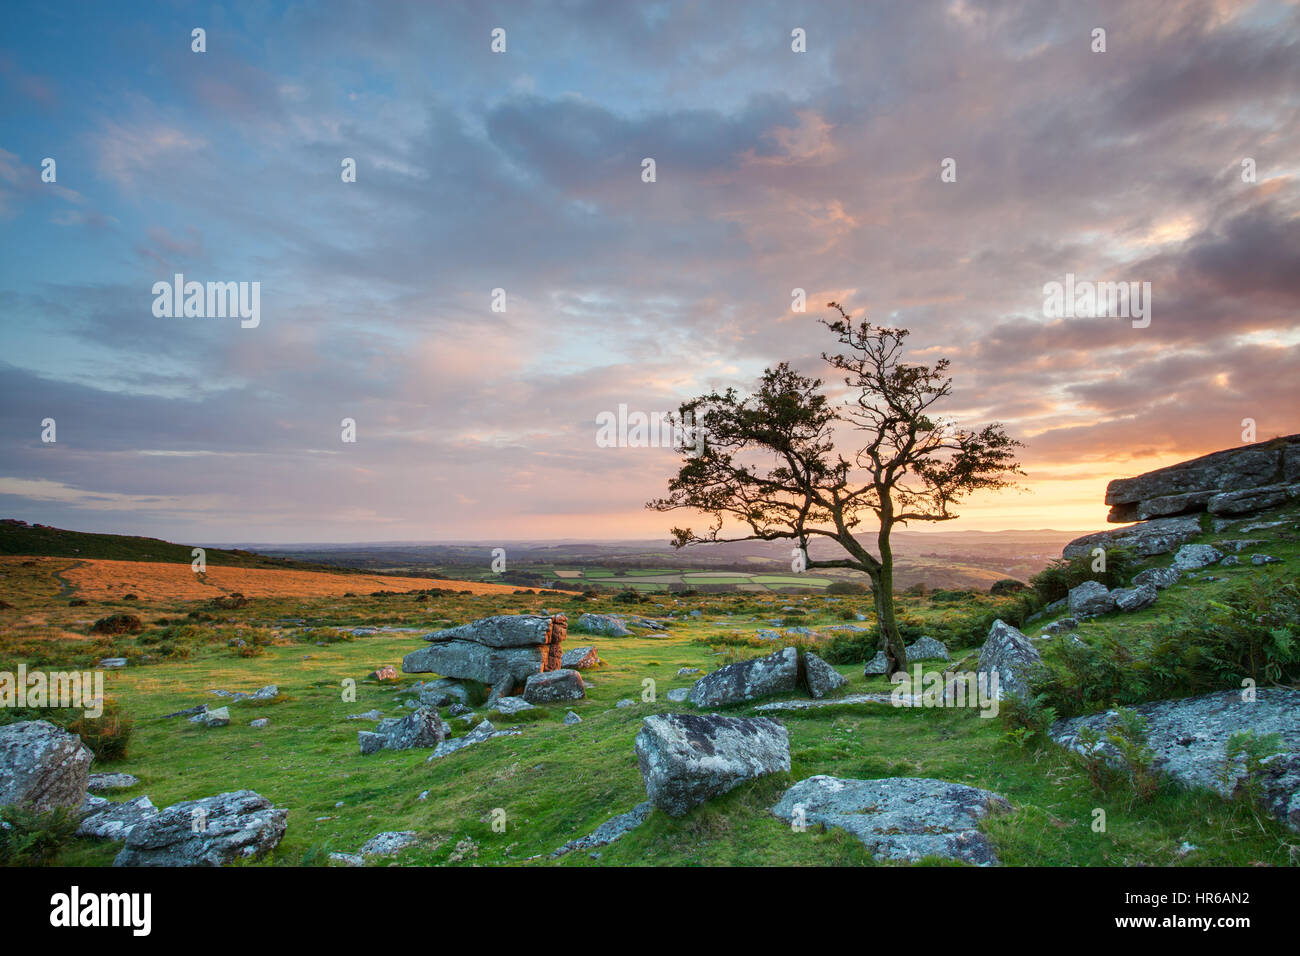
[1,0,1298,545]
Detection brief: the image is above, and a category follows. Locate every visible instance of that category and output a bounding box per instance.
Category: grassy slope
[3,508,1298,867]
[0,521,376,574]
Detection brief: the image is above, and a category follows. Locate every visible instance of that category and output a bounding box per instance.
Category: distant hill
[0,519,375,575]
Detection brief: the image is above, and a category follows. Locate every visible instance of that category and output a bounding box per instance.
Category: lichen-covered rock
[190,706,230,727]
[1063,515,1202,559]
[1112,583,1158,612]
[1132,566,1181,590]
[77,794,158,840]
[802,652,849,699]
[771,775,1011,866]
[576,613,632,637]
[402,614,566,684]
[634,713,790,816]
[561,645,599,670]
[1050,688,1300,831]
[905,636,951,662]
[113,790,288,866]
[359,830,417,857]
[358,707,446,755]
[1040,617,1078,636]
[523,668,586,704]
[688,647,799,707]
[1103,437,1299,522]
[1172,543,1224,571]
[1068,580,1114,618]
[1207,483,1297,516]
[87,772,140,793]
[976,620,1042,699]
[493,696,536,716]
[863,650,890,676]
[0,720,93,813]
[428,719,521,759]
[550,802,652,858]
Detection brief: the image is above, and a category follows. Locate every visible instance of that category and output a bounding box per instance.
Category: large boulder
[1068,580,1114,618]
[976,620,1042,699]
[561,645,599,670]
[1050,688,1300,831]
[403,614,566,684]
[576,613,632,637]
[863,650,890,675]
[88,772,141,793]
[688,647,800,707]
[771,775,1011,866]
[523,668,586,704]
[113,790,288,866]
[905,636,951,662]
[1132,566,1181,590]
[1112,583,1158,613]
[77,794,158,840]
[0,720,93,813]
[358,707,446,755]
[634,713,790,816]
[1172,543,1223,571]
[1103,436,1299,522]
[802,652,849,699]
[1063,515,1202,559]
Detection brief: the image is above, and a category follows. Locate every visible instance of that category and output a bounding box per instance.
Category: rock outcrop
[576,613,632,637]
[550,801,653,858]
[358,707,448,755]
[1068,580,1114,618]
[771,775,1012,866]
[1102,434,1300,523]
[0,720,93,813]
[113,789,288,866]
[402,614,567,687]
[561,645,599,670]
[688,647,800,707]
[1050,688,1300,831]
[523,668,586,704]
[635,713,790,816]
[976,620,1042,699]
[803,652,850,699]
[1064,515,1201,559]
[77,794,158,840]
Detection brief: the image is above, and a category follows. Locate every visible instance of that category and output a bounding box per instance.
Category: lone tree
[648,303,1023,673]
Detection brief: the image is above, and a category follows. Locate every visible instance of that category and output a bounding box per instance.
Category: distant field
[5,557,554,602]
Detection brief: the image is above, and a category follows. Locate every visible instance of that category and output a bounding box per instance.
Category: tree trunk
[875,517,908,675]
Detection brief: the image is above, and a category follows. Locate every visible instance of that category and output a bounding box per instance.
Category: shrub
[826,581,868,595]
[0,806,79,866]
[990,578,1030,595]
[66,699,134,763]
[210,592,251,610]
[1031,573,1300,716]
[1030,548,1138,604]
[821,628,878,664]
[90,613,141,635]
[1074,708,1160,805]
